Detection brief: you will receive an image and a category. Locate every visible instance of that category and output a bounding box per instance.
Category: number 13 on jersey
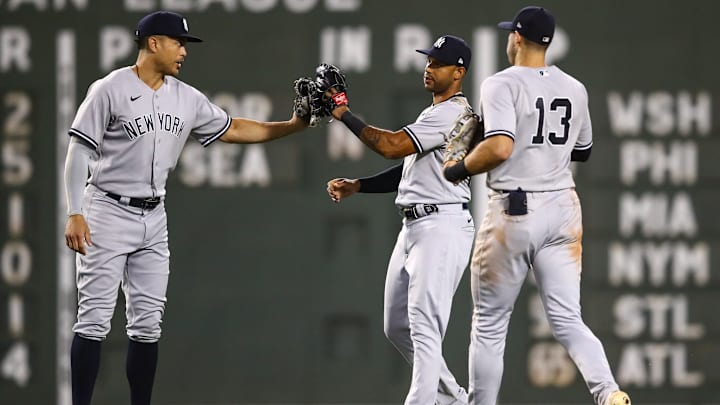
[532,97,572,145]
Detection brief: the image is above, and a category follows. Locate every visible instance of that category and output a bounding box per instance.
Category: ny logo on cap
[182,18,189,33]
[433,37,446,48]
[516,22,523,29]
[457,57,464,65]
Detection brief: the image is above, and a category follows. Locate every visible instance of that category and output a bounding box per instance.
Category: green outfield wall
[1,0,718,404]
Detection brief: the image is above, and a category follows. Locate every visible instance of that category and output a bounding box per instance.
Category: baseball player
[442,6,630,405]
[325,36,475,405]
[63,11,308,405]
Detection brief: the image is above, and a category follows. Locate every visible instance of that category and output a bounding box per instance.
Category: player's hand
[314,63,348,118]
[321,88,348,120]
[327,178,360,203]
[290,111,310,129]
[65,214,92,255]
[292,76,327,127]
[443,160,456,168]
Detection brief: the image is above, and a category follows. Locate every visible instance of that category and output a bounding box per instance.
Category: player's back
[481,65,591,192]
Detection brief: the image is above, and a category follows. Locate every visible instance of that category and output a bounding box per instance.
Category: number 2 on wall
[531,97,572,145]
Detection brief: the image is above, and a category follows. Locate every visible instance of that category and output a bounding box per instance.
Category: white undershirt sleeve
[64,137,93,216]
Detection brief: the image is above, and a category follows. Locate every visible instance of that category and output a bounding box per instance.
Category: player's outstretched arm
[332,105,416,159]
[219,112,308,144]
[313,63,416,159]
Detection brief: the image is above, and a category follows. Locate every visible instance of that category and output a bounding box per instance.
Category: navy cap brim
[498,21,515,30]
[415,49,454,66]
[180,34,202,42]
[164,32,201,42]
[136,33,203,42]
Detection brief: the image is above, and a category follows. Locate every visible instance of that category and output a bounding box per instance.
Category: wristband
[340,111,367,137]
[444,160,471,183]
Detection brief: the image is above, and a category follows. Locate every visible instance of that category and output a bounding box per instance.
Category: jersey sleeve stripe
[484,130,515,140]
[201,115,232,147]
[574,141,593,150]
[68,128,99,149]
[402,127,423,154]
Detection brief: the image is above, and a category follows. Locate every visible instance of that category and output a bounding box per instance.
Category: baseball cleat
[606,391,631,405]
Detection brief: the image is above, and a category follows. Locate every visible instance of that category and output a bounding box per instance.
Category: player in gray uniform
[442,7,630,405]
[325,36,475,405]
[63,11,308,405]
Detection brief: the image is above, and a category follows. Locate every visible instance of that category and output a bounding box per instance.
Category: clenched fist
[326,178,360,203]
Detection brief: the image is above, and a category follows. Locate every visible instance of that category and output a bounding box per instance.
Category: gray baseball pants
[468,189,620,405]
[73,185,169,343]
[385,206,475,405]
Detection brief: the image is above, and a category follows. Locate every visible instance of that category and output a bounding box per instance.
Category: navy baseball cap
[135,11,202,42]
[416,35,471,70]
[498,6,555,45]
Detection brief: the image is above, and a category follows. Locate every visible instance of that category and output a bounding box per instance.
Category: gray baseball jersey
[469,65,622,405]
[480,65,592,191]
[68,66,230,343]
[397,95,472,207]
[69,66,230,198]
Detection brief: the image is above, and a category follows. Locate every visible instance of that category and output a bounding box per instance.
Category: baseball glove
[314,63,349,114]
[293,77,327,127]
[442,107,483,163]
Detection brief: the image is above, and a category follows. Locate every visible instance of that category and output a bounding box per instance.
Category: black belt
[106,192,161,210]
[494,188,523,194]
[401,202,468,220]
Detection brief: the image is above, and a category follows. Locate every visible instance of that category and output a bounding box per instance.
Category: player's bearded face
[423,57,455,93]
